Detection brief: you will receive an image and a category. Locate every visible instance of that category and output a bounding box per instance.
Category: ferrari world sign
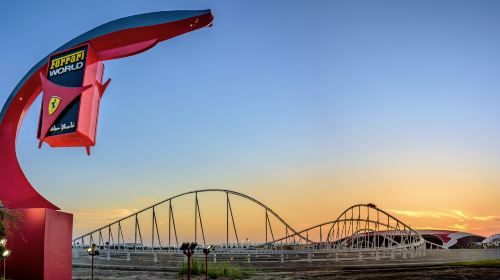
[0,10,213,279]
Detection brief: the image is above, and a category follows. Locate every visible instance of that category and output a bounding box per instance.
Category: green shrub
[0,203,17,239]
[179,258,204,275]
[179,259,247,279]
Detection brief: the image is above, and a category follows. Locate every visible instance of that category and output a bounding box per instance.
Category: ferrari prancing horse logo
[48,96,61,115]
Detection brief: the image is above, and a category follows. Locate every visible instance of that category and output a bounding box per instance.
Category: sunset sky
[1,0,499,240]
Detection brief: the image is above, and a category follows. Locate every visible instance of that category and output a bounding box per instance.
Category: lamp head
[188,242,198,251]
[203,245,213,254]
[2,249,10,258]
[179,242,190,251]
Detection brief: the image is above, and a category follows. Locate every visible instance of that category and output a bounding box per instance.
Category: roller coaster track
[74,189,441,253]
[73,189,313,248]
[264,204,425,249]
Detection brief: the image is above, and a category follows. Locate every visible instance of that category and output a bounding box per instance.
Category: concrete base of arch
[5,208,73,280]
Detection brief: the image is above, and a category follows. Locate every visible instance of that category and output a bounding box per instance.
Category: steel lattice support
[72,190,439,258]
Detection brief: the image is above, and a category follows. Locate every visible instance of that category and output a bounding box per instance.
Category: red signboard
[38,43,109,155]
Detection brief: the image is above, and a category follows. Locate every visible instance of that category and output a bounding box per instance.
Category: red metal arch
[0,10,214,210]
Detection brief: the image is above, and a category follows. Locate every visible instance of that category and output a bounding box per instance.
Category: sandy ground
[72,250,500,279]
[72,266,500,279]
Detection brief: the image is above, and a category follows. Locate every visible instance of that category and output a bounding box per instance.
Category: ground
[72,250,500,279]
[72,265,500,279]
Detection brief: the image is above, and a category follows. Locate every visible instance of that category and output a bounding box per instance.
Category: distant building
[416,230,485,249]
[481,234,500,247]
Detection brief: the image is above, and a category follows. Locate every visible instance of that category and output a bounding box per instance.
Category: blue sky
[1,1,499,236]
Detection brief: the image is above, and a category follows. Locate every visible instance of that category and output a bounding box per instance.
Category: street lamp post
[0,238,10,279]
[2,249,10,279]
[86,243,100,279]
[180,242,197,280]
[202,246,213,280]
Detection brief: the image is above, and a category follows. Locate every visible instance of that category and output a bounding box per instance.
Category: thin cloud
[472,216,497,222]
[416,225,440,230]
[447,224,468,231]
[388,209,499,222]
[387,209,426,218]
[70,208,139,232]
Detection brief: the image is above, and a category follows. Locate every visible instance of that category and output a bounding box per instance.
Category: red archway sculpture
[0,10,213,279]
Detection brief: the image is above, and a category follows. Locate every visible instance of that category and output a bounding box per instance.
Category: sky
[0,0,499,241]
